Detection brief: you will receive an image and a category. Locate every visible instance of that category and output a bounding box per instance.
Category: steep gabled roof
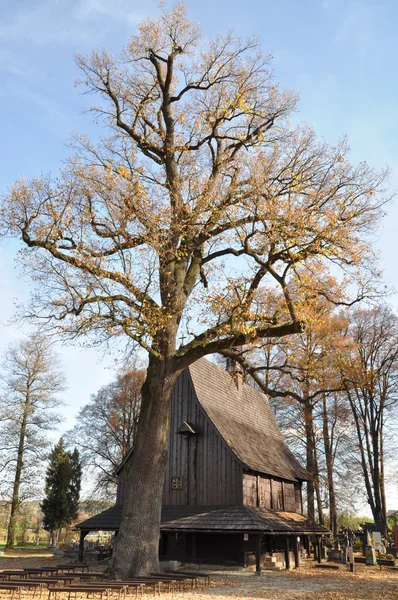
[188,358,309,482]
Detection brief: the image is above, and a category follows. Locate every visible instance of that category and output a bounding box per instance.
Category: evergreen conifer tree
[41,439,82,545]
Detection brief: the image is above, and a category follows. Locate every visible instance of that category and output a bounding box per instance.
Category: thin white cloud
[0,0,154,46]
[75,0,149,25]
[322,0,384,49]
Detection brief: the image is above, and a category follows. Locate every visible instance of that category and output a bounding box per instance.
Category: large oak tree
[0,4,387,576]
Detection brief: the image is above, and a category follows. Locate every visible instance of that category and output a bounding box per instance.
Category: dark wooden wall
[117,366,305,513]
[162,369,243,506]
[242,472,303,513]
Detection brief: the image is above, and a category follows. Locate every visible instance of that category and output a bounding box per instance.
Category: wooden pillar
[78,530,88,562]
[255,534,263,573]
[192,534,196,561]
[172,533,179,560]
[284,537,291,570]
[317,537,322,564]
[313,536,318,562]
[305,535,310,557]
[293,537,300,569]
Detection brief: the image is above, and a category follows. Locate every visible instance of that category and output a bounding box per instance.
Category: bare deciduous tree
[341,306,398,537]
[68,368,144,496]
[0,333,65,550]
[0,5,387,574]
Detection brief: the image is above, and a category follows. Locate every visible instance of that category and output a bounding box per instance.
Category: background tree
[230,292,350,526]
[0,5,387,575]
[0,333,65,550]
[341,306,398,536]
[41,439,82,546]
[68,367,144,496]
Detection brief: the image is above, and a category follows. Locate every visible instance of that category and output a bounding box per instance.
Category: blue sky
[1,0,397,507]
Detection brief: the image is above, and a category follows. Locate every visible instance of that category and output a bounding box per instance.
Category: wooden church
[77,357,329,570]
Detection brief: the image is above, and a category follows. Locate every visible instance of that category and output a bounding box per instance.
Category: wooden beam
[78,530,89,563]
[192,534,196,561]
[270,479,273,510]
[317,537,322,564]
[293,536,300,569]
[255,534,263,573]
[284,537,290,570]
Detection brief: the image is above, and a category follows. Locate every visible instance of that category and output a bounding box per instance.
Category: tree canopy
[0,5,387,361]
[0,3,390,576]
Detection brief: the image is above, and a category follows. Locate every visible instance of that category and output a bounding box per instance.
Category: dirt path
[180,564,398,600]
[0,556,397,600]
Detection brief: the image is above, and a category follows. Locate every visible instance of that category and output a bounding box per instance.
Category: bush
[354,539,362,552]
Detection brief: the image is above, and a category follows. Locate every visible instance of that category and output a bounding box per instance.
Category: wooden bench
[36,577,79,587]
[64,575,105,581]
[70,584,128,600]
[56,566,89,574]
[114,580,164,596]
[166,570,210,587]
[0,572,25,581]
[78,583,144,599]
[48,586,110,600]
[41,575,105,584]
[39,570,60,575]
[151,573,195,590]
[0,584,23,600]
[23,570,50,578]
[1,580,46,598]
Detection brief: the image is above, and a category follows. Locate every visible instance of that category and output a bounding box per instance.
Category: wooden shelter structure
[77,358,329,569]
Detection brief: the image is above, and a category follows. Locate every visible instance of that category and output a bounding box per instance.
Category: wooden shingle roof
[188,358,309,482]
[76,504,329,535]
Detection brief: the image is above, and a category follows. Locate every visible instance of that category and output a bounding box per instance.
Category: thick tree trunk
[371,435,385,536]
[347,393,376,518]
[313,439,325,526]
[379,421,388,537]
[5,393,30,550]
[322,395,337,536]
[109,357,179,578]
[304,401,315,521]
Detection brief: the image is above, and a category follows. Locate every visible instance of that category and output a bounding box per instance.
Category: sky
[0,0,397,508]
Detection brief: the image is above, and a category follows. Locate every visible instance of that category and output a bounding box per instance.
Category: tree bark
[5,390,30,550]
[109,357,179,577]
[322,395,337,536]
[313,432,324,526]
[304,401,315,521]
[379,416,387,537]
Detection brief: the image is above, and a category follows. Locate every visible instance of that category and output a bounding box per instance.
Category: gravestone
[366,544,377,566]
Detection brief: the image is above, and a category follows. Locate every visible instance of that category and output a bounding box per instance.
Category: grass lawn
[0,542,51,554]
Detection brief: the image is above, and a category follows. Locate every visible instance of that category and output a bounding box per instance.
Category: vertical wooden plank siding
[272,479,282,510]
[163,369,243,505]
[242,473,257,506]
[242,473,298,511]
[283,482,296,512]
[294,483,303,513]
[258,476,272,509]
[160,368,304,512]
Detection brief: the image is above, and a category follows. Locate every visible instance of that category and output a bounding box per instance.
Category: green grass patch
[0,542,50,552]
